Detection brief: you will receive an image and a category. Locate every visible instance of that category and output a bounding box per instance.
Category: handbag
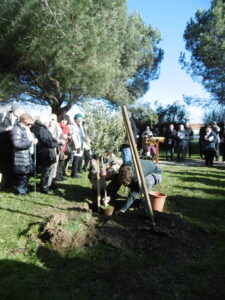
[65,141,72,156]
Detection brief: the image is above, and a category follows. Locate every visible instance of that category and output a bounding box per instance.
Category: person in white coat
[70,113,85,178]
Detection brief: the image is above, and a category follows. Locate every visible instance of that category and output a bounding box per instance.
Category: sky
[127,0,212,123]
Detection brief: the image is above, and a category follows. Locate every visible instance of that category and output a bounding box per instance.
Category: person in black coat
[199,124,207,159]
[31,116,59,194]
[220,121,225,163]
[165,124,177,160]
[11,114,37,195]
[0,103,23,189]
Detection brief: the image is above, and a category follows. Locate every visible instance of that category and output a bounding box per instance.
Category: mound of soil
[95,210,213,259]
[40,213,96,252]
[39,209,213,259]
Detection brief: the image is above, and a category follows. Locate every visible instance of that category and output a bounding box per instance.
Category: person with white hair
[176,124,189,161]
[203,125,218,166]
[0,103,24,189]
[31,115,59,193]
[11,114,38,195]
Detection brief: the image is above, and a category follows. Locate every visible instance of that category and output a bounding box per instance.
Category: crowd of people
[141,121,225,167]
[0,103,92,195]
[0,104,163,215]
[1,103,224,214]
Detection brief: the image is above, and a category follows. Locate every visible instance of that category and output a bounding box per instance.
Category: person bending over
[107,159,162,213]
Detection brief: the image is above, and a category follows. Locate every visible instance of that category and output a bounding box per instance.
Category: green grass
[0,154,225,299]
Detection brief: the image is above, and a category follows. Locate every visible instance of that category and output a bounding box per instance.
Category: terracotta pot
[149,191,167,212]
[102,206,114,216]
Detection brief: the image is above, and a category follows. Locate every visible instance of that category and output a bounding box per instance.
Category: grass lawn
[0,146,225,299]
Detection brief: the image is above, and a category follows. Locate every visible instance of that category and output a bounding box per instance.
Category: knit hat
[74,113,83,120]
[10,102,21,112]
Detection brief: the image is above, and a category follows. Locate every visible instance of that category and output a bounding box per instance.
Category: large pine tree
[0,0,163,115]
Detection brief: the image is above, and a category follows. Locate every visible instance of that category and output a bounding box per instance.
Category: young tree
[0,0,163,116]
[83,102,125,158]
[180,0,225,104]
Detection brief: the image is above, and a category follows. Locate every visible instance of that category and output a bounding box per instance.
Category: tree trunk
[96,157,101,213]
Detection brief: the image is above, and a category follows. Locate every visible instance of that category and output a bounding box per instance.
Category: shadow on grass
[172,185,225,197]
[0,245,175,299]
[52,183,94,202]
[1,241,225,299]
[177,175,225,188]
[0,206,46,220]
[165,169,225,179]
[168,194,225,229]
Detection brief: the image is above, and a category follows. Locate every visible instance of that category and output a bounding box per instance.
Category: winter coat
[31,121,58,167]
[0,112,16,173]
[203,131,218,152]
[11,123,33,174]
[70,122,85,156]
[165,129,177,147]
[176,130,189,148]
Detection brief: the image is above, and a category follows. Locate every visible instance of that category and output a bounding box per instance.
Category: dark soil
[40,208,214,259]
[95,210,213,258]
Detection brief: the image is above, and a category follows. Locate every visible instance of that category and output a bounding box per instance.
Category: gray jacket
[11,123,33,174]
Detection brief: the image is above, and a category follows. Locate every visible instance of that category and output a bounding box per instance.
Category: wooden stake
[121,106,155,227]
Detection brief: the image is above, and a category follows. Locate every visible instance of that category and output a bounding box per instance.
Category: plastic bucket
[149,191,167,212]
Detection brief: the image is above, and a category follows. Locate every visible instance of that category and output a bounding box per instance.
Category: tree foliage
[83,102,125,157]
[0,0,163,116]
[155,101,189,124]
[129,102,158,128]
[180,0,225,104]
[203,106,225,124]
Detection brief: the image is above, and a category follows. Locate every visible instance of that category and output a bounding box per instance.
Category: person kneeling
[107,159,162,213]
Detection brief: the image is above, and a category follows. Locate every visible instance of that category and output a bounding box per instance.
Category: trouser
[177,146,186,160]
[121,147,132,164]
[166,145,174,160]
[51,150,60,179]
[221,142,225,162]
[71,155,83,177]
[41,164,54,192]
[55,159,65,181]
[215,143,220,160]
[121,173,163,212]
[204,150,215,166]
[187,142,192,157]
[83,150,91,171]
[15,174,29,195]
[0,172,14,189]
[199,141,204,159]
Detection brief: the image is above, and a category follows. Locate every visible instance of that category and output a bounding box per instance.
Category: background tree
[0,0,163,116]
[129,102,158,133]
[203,106,225,124]
[180,0,225,105]
[155,101,189,125]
